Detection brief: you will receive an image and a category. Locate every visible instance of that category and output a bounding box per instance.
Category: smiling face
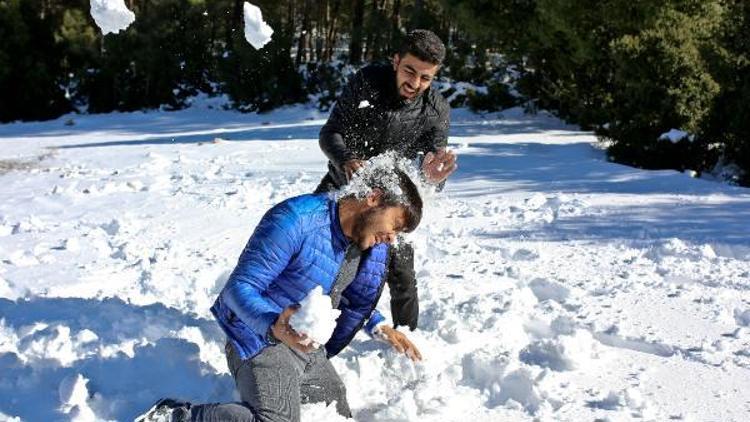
[351,205,408,250]
[392,53,440,101]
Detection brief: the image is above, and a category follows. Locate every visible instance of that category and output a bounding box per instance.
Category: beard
[351,207,381,250]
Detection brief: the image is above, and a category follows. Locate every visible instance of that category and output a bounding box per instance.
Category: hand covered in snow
[375,325,422,362]
[342,159,365,181]
[271,306,316,353]
[422,148,457,184]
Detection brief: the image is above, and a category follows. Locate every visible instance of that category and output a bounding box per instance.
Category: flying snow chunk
[289,286,340,348]
[243,2,274,49]
[90,0,135,35]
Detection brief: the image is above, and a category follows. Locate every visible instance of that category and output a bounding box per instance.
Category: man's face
[393,53,439,101]
[352,205,408,250]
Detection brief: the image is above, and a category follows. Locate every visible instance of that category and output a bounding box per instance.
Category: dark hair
[375,169,423,233]
[397,29,446,65]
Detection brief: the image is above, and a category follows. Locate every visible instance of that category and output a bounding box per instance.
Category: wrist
[266,326,280,345]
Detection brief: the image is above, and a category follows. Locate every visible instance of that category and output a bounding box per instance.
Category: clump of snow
[658,128,693,143]
[337,152,430,212]
[59,374,96,421]
[89,0,135,35]
[243,2,274,49]
[289,286,340,347]
[734,308,750,327]
[358,100,372,109]
[519,329,601,371]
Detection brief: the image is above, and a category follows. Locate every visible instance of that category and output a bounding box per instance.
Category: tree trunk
[349,0,365,64]
[296,0,312,66]
[390,0,402,54]
[325,0,341,61]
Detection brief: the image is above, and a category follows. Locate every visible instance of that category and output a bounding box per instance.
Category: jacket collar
[330,199,350,251]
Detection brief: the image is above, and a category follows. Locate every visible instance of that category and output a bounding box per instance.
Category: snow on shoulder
[289,286,340,348]
[89,0,135,35]
[243,2,274,49]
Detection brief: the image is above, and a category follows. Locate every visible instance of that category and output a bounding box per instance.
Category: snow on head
[89,0,135,35]
[243,2,274,49]
[289,286,341,348]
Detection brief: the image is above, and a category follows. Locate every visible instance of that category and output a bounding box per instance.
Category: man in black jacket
[315,29,457,331]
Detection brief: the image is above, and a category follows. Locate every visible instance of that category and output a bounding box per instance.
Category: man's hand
[342,159,365,181]
[375,325,422,361]
[422,148,457,184]
[270,306,316,354]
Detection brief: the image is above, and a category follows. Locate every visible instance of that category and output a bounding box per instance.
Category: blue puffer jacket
[211,193,389,360]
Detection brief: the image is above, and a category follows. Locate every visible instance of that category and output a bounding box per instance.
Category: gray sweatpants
[188,342,351,421]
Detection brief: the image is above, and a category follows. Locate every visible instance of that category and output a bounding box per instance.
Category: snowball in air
[243,2,274,49]
[90,0,135,35]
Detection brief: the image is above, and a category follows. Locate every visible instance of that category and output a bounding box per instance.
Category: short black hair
[397,29,446,65]
[374,169,423,233]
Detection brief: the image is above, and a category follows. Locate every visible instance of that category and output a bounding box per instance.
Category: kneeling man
[140,168,423,422]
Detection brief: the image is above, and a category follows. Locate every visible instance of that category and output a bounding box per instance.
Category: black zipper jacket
[317,62,450,191]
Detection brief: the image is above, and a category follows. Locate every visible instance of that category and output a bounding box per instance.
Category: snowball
[358,100,372,109]
[289,286,340,348]
[243,2,274,49]
[89,0,135,35]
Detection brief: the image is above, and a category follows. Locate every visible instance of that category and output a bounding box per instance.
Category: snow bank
[289,286,340,347]
[658,128,692,143]
[90,0,135,35]
[243,2,274,49]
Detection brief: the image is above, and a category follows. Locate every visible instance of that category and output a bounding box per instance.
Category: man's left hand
[375,325,422,361]
[422,148,457,184]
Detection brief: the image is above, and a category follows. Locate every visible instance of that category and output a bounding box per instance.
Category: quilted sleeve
[221,203,302,337]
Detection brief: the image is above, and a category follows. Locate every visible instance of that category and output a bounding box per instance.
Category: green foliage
[0,0,70,121]
[1,0,749,184]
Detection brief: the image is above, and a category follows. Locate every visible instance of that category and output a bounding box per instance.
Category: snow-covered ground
[1,103,749,421]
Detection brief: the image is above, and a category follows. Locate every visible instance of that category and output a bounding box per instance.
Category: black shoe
[135,398,191,422]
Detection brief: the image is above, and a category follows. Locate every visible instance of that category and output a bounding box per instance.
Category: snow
[658,128,692,143]
[89,0,135,35]
[288,286,341,347]
[0,104,749,421]
[242,2,273,50]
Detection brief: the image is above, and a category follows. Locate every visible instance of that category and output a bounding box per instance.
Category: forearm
[319,130,355,168]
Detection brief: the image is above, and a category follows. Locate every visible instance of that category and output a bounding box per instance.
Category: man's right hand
[342,159,365,181]
[270,306,316,353]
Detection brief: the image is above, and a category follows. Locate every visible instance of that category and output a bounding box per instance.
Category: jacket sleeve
[417,95,451,191]
[319,71,365,169]
[419,95,450,153]
[364,309,387,335]
[220,203,301,337]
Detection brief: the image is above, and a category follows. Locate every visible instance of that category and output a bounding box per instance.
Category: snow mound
[289,286,340,347]
[519,329,601,371]
[59,374,96,421]
[243,2,274,49]
[90,0,135,35]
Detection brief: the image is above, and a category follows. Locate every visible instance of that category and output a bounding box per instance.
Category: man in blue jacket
[139,169,423,422]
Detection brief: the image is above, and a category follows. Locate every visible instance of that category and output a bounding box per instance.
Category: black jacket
[317,63,450,191]
[315,63,450,331]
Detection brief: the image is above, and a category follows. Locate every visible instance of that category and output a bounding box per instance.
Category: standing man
[316,29,457,331]
[138,169,424,422]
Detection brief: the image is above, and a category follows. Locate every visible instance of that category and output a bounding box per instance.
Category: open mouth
[402,85,417,95]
